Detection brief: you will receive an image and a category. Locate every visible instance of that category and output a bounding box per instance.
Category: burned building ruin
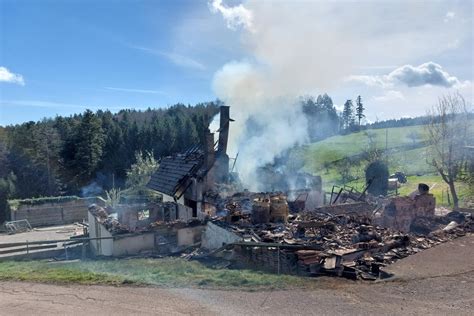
[147,105,233,219]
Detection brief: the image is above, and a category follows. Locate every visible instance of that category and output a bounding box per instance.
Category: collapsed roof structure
[147,105,233,218]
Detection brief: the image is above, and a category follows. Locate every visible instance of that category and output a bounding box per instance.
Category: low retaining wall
[10,197,103,227]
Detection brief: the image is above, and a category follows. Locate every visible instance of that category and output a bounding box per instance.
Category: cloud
[444,11,455,22]
[0,66,25,85]
[346,75,388,88]
[132,46,206,70]
[208,0,253,30]
[388,62,460,87]
[372,90,405,102]
[104,87,165,94]
[347,62,464,88]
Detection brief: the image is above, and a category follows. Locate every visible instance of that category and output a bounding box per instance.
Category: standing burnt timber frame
[214,105,234,183]
[330,182,372,205]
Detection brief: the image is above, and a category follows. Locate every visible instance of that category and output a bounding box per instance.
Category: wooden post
[277,245,280,275]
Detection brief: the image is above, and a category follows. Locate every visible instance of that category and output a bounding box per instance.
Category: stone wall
[11,197,101,227]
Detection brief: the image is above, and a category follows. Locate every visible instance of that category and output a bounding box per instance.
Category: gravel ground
[0,233,472,316]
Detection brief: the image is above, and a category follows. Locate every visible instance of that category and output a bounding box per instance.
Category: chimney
[204,130,215,171]
[215,106,233,183]
[217,106,231,155]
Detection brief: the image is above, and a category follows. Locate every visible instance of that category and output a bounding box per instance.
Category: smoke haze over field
[209,0,473,190]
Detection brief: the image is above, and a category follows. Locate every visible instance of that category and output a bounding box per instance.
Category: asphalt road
[1,234,472,316]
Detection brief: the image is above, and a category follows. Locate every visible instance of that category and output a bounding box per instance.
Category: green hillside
[296,124,472,208]
[303,125,429,171]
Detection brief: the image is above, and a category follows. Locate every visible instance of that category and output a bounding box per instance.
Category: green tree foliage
[342,99,355,131]
[0,102,219,213]
[355,95,365,127]
[302,94,340,141]
[74,110,106,184]
[126,150,159,190]
[104,187,122,208]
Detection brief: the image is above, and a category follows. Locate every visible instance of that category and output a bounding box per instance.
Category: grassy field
[297,124,472,207]
[0,258,311,289]
[302,125,430,172]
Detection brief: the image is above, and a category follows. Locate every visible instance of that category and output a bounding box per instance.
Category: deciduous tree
[426,93,471,209]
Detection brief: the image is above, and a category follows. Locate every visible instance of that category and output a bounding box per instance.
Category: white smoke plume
[209,0,470,190]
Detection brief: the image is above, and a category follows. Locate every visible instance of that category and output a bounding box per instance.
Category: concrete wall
[177,204,193,222]
[177,225,205,246]
[89,211,155,257]
[112,233,155,256]
[88,211,113,256]
[89,209,205,256]
[11,197,101,227]
[201,222,242,250]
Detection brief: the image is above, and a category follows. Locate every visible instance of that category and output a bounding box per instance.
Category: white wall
[88,211,113,256]
[162,194,184,204]
[201,222,242,250]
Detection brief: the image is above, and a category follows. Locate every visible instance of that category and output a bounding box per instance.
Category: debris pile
[205,207,473,280]
[88,204,130,234]
[88,180,473,281]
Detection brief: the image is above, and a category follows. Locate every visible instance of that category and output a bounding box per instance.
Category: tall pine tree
[356,95,365,128]
[342,99,354,130]
[74,110,105,185]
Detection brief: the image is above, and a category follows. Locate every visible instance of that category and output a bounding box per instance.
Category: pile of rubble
[89,185,473,280]
[88,204,130,234]
[203,208,473,280]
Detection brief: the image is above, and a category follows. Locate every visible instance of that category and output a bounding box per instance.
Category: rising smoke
[208,0,469,190]
[209,1,357,190]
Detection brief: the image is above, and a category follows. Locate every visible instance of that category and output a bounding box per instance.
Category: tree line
[0,102,219,221]
[302,93,366,140]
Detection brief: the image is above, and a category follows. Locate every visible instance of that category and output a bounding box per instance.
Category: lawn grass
[342,174,471,207]
[298,123,472,207]
[0,258,312,289]
[303,125,429,171]
[396,175,471,207]
[0,260,126,285]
